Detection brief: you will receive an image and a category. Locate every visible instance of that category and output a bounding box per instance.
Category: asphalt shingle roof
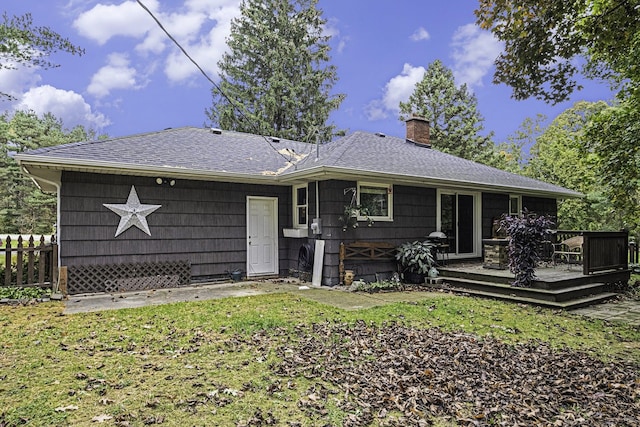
[18,126,580,198]
[23,127,310,176]
[293,131,580,197]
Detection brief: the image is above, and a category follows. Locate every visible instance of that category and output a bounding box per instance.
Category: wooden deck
[436,262,630,309]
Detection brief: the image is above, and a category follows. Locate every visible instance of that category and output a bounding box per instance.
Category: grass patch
[0,292,638,426]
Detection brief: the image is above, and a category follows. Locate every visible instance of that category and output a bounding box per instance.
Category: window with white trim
[293,184,308,228]
[357,182,393,221]
[509,195,522,217]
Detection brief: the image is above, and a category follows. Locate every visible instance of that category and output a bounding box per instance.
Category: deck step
[443,277,611,301]
[431,282,618,309]
[434,276,616,308]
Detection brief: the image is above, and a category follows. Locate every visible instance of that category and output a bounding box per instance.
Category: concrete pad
[63,280,303,314]
[63,280,444,314]
[63,279,640,327]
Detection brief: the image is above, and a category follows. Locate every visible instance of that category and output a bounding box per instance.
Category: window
[293,184,308,228]
[358,182,393,221]
[509,195,522,217]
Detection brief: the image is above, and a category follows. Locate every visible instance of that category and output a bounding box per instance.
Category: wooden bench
[339,241,396,284]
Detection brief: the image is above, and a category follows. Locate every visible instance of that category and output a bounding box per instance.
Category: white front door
[247,196,278,276]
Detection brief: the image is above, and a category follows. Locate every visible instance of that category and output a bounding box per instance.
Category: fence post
[4,236,10,286]
[38,235,46,285]
[16,236,24,287]
[27,236,35,284]
[51,236,59,292]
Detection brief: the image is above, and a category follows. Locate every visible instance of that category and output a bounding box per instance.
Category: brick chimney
[405,115,430,146]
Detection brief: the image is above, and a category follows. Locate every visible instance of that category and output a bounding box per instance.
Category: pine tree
[207,0,344,143]
[1,13,84,100]
[0,111,100,233]
[399,60,494,163]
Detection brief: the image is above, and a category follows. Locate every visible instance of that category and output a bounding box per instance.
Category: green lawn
[1,293,639,426]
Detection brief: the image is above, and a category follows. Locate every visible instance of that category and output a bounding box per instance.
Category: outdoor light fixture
[156,177,176,186]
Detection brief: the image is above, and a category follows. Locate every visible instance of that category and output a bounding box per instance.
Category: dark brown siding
[58,171,561,287]
[482,193,509,238]
[60,172,294,280]
[523,196,558,222]
[316,180,436,285]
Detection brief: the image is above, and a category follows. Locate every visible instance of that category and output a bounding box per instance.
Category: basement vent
[210,128,222,135]
[375,132,386,137]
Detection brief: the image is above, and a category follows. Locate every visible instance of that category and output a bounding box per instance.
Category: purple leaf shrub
[500,210,555,287]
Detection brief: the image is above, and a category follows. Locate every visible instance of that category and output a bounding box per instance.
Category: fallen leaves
[263,321,640,426]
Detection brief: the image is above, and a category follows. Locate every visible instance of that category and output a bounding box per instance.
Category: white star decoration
[103,186,161,237]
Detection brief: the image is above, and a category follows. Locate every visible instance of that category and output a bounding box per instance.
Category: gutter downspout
[28,174,62,291]
[315,181,320,223]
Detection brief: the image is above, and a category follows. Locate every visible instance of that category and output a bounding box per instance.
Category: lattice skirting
[67,261,191,295]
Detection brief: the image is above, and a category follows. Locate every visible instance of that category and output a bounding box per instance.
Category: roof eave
[15,155,283,186]
[281,166,583,199]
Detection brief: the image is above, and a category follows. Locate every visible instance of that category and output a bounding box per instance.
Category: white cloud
[163,5,237,83]
[366,63,426,121]
[451,23,503,88]
[15,85,110,129]
[73,0,158,45]
[87,53,144,98]
[323,19,348,54]
[0,62,42,101]
[74,1,241,84]
[410,27,430,41]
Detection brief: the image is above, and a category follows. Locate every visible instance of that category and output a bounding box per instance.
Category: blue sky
[1,0,615,145]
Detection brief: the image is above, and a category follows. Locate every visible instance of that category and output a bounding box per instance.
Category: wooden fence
[1,235,58,289]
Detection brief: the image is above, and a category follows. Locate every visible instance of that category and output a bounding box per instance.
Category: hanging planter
[339,187,374,231]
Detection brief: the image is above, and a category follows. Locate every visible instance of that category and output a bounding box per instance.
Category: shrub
[0,286,50,300]
[351,279,402,293]
[395,240,435,275]
[500,210,555,288]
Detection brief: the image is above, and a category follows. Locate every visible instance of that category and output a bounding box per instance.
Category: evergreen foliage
[0,111,100,233]
[398,60,495,163]
[207,0,345,143]
[0,12,84,100]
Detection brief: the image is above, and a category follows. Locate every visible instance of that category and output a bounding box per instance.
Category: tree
[399,60,494,163]
[585,97,640,234]
[524,101,618,231]
[0,111,100,234]
[475,0,640,104]
[206,0,345,143]
[476,1,640,236]
[490,114,545,174]
[0,13,84,100]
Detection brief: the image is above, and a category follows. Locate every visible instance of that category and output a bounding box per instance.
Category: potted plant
[395,240,436,284]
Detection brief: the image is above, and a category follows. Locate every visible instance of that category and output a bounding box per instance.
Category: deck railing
[582,231,628,275]
[553,230,628,275]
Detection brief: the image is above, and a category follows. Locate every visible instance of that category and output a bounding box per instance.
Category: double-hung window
[509,195,522,217]
[293,184,308,228]
[357,182,393,221]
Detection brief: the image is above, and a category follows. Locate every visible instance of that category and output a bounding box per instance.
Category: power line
[135,0,298,165]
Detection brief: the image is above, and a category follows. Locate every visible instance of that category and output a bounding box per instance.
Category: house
[15,118,580,294]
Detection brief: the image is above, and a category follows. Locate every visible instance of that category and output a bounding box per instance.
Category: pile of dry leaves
[262,321,639,426]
